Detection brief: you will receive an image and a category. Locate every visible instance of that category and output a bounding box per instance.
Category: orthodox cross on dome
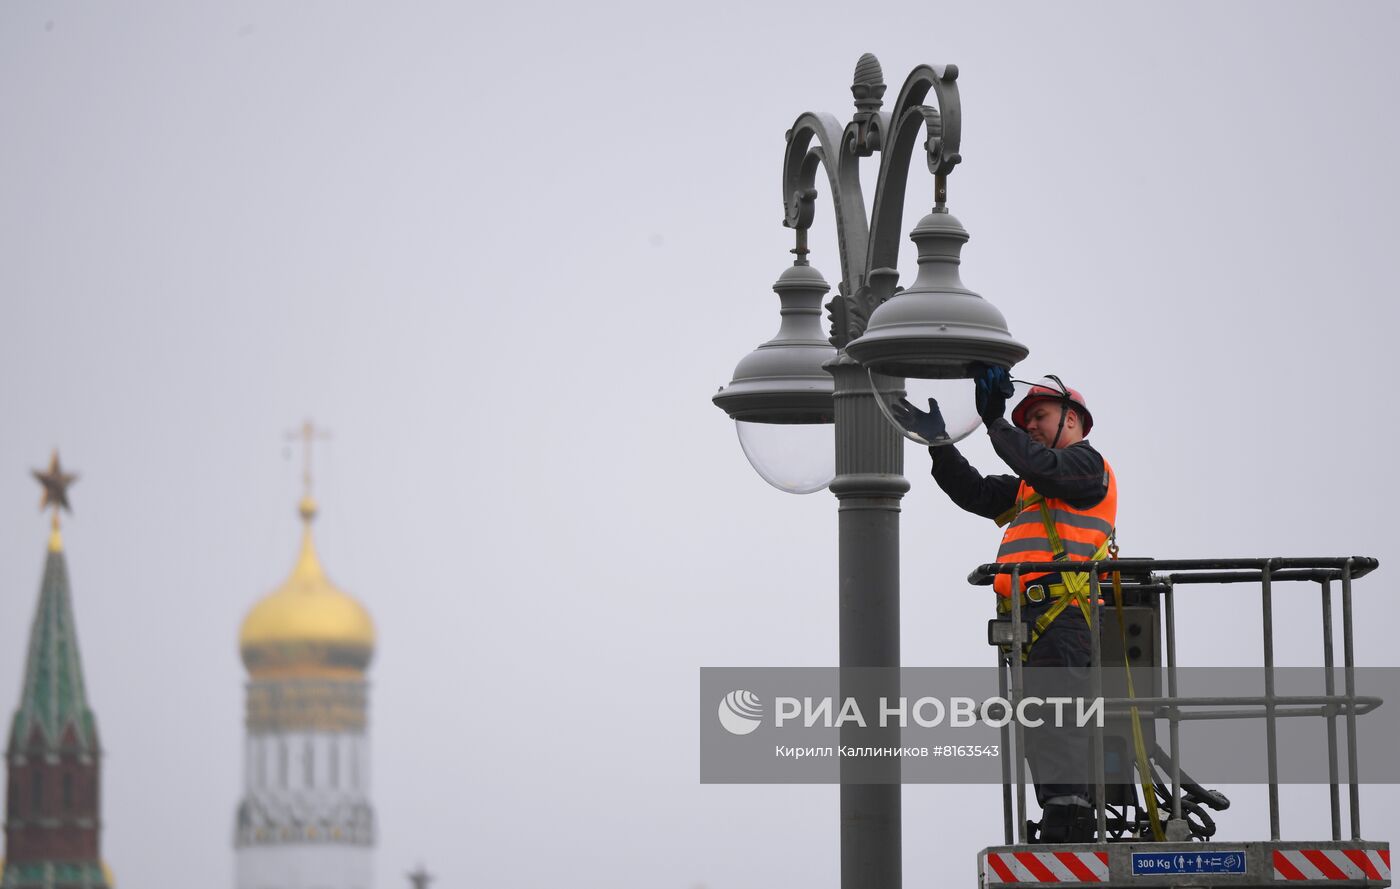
[407,865,434,889]
[285,419,332,521]
[32,449,78,544]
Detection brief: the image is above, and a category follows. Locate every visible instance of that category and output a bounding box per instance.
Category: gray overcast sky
[1,2,1397,887]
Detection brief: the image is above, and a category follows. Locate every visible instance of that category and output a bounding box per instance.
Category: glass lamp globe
[871,371,983,447]
[715,261,838,495]
[735,421,835,494]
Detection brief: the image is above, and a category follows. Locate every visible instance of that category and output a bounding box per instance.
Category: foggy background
[1,2,1396,887]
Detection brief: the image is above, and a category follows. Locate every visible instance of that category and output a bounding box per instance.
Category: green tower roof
[7,536,100,755]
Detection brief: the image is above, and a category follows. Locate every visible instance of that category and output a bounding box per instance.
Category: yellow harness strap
[999,497,1167,840]
[1001,492,1097,656]
[1015,549,1164,841]
[1020,537,1108,656]
[1107,556,1166,841]
[994,493,1042,528]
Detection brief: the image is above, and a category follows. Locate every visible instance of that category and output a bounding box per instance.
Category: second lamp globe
[713,262,838,493]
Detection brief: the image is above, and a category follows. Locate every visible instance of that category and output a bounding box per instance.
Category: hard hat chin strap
[1049,403,1069,450]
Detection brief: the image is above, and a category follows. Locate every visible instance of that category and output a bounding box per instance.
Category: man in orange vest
[894,367,1115,844]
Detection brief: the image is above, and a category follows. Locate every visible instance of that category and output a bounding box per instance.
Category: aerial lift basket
[972,556,1390,888]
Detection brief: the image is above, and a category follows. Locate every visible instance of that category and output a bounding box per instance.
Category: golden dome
[239,496,374,677]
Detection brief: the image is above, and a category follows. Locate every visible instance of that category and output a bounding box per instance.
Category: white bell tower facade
[234,453,376,889]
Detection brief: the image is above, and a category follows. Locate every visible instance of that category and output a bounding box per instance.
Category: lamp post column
[716,53,1028,889]
[830,358,907,889]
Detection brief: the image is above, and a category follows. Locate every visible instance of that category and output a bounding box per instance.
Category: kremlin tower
[2,452,109,889]
[234,427,376,889]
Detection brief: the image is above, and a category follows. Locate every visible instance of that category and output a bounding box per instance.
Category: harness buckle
[1025,584,1047,604]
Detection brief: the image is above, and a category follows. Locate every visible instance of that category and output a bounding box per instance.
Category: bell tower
[234,424,375,889]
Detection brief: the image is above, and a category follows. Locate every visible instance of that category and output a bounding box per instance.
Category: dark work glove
[972,363,1015,424]
[890,397,948,443]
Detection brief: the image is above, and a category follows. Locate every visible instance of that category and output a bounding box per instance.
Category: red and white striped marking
[983,850,1110,884]
[1273,849,1391,882]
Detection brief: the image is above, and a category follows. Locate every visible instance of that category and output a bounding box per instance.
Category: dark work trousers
[1020,601,1094,807]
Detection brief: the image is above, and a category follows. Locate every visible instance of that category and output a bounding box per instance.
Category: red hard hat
[1011,378,1093,434]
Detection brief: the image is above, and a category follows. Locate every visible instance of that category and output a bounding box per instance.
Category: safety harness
[993,493,1109,648]
[994,494,1166,841]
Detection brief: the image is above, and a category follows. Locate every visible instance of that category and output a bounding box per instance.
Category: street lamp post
[714,55,1028,889]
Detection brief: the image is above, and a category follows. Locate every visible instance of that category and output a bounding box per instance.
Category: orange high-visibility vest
[993,461,1117,598]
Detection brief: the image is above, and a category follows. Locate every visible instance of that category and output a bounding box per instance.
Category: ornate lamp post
[714,55,1028,889]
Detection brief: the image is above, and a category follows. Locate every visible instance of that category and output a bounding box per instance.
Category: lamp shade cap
[772,262,831,292]
[714,263,837,423]
[846,294,1028,378]
[846,210,1027,378]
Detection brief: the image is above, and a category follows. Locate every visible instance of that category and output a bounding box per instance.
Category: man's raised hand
[891,397,949,443]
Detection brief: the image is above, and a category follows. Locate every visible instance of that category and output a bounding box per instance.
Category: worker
[892,367,1116,844]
